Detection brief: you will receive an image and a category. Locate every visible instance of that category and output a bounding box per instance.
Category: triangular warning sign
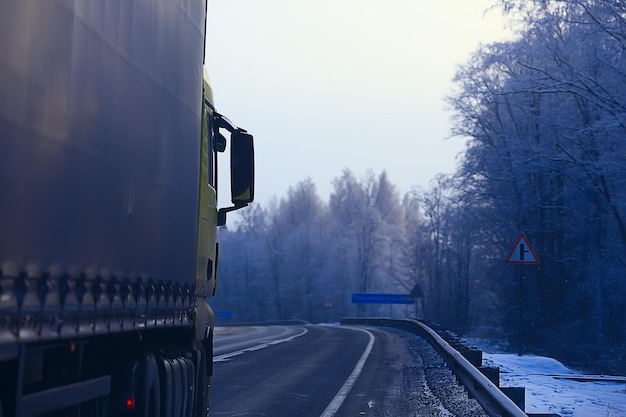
[506,233,539,264]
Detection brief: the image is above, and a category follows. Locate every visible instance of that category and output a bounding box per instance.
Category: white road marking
[245,343,269,352]
[319,328,375,417]
[213,327,308,362]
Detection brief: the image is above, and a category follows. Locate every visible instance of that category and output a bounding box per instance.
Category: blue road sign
[351,293,414,304]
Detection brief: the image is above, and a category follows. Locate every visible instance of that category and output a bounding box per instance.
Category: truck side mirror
[230,130,254,205]
[217,130,255,226]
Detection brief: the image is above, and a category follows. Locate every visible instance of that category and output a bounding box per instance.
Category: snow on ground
[467,339,626,416]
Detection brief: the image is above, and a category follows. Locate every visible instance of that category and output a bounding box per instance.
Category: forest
[212,0,626,369]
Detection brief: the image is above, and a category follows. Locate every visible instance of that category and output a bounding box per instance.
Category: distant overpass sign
[506,233,539,264]
[351,293,414,304]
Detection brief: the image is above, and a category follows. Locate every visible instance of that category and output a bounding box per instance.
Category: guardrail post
[500,387,525,412]
[462,348,483,367]
[478,366,500,386]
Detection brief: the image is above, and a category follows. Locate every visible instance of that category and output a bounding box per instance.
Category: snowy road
[210,325,489,416]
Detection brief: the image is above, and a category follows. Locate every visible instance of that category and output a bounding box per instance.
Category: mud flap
[136,353,161,417]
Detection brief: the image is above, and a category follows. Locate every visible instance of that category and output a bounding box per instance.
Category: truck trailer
[0,0,254,416]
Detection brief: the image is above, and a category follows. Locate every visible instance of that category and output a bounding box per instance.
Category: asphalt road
[209,325,488,417]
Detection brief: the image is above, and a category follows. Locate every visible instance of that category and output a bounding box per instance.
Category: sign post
[409,284,425,319]
[506,233,539,356]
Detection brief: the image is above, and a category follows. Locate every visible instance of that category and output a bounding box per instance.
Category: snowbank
[482,352,625,416]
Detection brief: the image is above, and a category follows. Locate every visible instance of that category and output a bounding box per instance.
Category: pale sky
[206,1,512,206]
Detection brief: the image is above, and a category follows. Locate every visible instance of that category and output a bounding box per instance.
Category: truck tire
[160,357,174,416]
[176,358,189,417]
[182,357,195,417]
[161,356,193,417]
[170,358,183,417]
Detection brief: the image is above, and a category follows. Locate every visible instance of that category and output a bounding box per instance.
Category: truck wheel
[182,357,195,417]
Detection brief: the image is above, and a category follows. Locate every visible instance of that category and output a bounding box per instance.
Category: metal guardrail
[341,317,528,417]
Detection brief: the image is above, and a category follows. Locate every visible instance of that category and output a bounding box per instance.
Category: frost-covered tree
[447,0,626,352]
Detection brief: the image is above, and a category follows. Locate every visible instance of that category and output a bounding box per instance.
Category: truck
[0,0,254,416]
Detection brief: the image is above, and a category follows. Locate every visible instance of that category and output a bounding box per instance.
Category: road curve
[210,325,369,416]
[209,324,488,417]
